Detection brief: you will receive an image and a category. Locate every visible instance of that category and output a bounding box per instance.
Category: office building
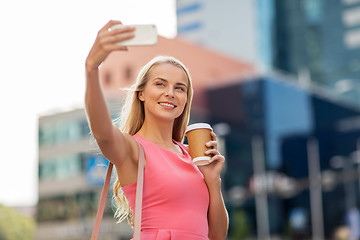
[176,0,360,106]
[207,76,360,238]
[36,105,133,240]
[176,0,259,64]
[273,0,360,99]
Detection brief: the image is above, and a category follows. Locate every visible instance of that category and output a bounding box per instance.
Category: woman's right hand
[85,20,135,72]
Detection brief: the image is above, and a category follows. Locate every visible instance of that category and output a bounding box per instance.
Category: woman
[85,20,229,240]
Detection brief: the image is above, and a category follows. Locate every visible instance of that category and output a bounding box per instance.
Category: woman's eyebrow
[153,77,167,82]
[153,78,188,88]
[176,82,188,88]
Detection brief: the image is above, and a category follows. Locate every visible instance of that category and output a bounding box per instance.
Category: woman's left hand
[197,131,225,185]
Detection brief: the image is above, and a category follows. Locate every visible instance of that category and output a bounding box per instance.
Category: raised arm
[85,20,137,168]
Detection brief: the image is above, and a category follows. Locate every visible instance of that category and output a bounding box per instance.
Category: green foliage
[0,204,35,240]
[230,209,250,240]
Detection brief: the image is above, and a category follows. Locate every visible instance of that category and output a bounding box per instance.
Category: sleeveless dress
[121,134,210,240]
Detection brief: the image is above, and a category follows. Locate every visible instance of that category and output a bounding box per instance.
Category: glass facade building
[176,0,258,64]
[272,0,360,104]
[176,0,360,105]
[206,77,360,238]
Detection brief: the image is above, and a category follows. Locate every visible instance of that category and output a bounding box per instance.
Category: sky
[0,0,176,207]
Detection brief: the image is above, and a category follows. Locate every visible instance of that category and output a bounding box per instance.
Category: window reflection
[39,119,90,146]
[39,154,82,180]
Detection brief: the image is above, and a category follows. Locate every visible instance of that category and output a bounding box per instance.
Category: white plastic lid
[185,123,213,133]
[193,156,211,166]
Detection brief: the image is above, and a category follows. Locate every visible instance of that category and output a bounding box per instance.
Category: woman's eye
[156,82,165,86]
[176,87,185,92]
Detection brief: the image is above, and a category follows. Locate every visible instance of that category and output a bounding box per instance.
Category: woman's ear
[138,91,145,102]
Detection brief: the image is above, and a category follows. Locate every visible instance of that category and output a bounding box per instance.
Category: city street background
[2,0,360,239]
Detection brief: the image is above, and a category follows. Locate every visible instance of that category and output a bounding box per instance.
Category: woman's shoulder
[132,133,145,145]
[131,134,151,153]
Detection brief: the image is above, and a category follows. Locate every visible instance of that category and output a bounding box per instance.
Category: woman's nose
[165,87,175,97]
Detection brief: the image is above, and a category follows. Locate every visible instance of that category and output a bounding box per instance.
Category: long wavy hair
[113,56,193,226]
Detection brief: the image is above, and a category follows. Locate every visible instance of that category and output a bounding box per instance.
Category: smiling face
[138,63,189,122]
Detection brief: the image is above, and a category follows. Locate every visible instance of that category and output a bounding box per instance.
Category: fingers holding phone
[86,21,158,71]
[109,24,158,46]
[86,20,135,71]
[98,20,136,51]
[99,21,158,49]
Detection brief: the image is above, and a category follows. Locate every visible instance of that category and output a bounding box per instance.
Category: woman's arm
[198,132,229,239]
[206,178,229,240]
[85,20,136,165]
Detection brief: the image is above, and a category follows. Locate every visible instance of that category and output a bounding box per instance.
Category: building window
[104,71,112,85]
[39,119,89,146]
[342,0,360,5]
[344,29,360,48]
[303,0,323,24]
[37,192,97,222]
[342,7,360,27]
[124,65,133,82]
[39,154,82,180]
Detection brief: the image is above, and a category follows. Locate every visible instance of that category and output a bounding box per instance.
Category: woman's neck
[137,119,174,147]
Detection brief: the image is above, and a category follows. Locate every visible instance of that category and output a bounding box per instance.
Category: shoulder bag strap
[134,141,145,240]
[90,162,113,240]
[91,141,145,240]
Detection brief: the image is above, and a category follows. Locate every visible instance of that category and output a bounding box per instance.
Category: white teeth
[159,102,175,108]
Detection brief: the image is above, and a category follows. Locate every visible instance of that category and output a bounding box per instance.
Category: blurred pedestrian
[85,20,228,240]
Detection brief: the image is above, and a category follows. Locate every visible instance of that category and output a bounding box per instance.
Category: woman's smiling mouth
[159,102,176,109]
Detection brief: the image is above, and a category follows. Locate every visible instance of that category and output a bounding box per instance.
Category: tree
[0,204,35,240]
[230,210,250,240]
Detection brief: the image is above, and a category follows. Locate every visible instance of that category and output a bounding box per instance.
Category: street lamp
[307,138,324,240]
[251,135,270,240]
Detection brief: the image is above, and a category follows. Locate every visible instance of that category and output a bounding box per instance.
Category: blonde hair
[113,56,193,226]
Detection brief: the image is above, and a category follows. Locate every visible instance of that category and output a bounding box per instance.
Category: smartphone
[110,24,158,46]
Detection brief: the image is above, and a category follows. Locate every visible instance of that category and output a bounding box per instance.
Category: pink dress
[121,134,210,240]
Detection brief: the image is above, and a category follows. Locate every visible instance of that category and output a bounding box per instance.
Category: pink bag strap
[134,141,145,240]
[91,141,145,240]
[91,162,113,240]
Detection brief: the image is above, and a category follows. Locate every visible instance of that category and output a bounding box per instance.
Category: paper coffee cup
[185,123,213,166]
